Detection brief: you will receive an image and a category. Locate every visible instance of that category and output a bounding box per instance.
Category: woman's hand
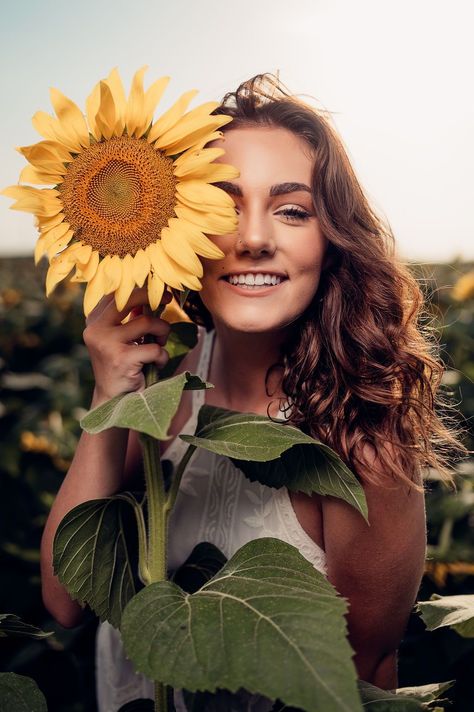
[83,288,173,406]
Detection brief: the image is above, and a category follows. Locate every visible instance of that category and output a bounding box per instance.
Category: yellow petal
[19,165,64,185]
[37,213,65,231]
[132,249,151,288]
[86,81,101,141]
[161,297,192,323]
[18,140,72,165]
[174,203,238,236]
[114,254,135,311]
[35,222,71,263]
[103,254,122,294]
[143,76,170,130]
[83,259,107,316]
[160,117,233,155]
[176,179,235,210]
[167,218,224,259]
[46,254,75,296]
[49,88,90,148]
[105,68,127,135]
[146,241,184,290]
[78,250,100,282]
[185,162,240,183]
[161,225,203,276]
[147,271,164,310]
[125,65,147,137]
[146,89,198,144]
[46,229,74,259]
[95,81,117,140]
[31,111,81,153]
[2,185,59,201]
[173,147,225,176]
[75,243,93,266]
[192,130,225,151]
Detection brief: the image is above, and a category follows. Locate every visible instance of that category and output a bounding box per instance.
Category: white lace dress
[96,329,328,711]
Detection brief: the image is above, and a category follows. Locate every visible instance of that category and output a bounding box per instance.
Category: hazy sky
[0,0,472,262]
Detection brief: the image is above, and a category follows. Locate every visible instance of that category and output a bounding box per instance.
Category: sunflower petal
[103,254,123,294]
[132,249,150,288]
[176,179,235,210]
[49,88,90,148]
[37,213,65,232]
[160,117,233,155]
[78,250,100,282]
[147,271,165,310]
[31,111,81,153]
[112,254,135,310]
[18,140,72,165]
[186,162,240,183]
[125,65,147,137]
[168,218,224,259]
[46,229,74,259]
[146,241,184,290]
[161,225,203,276]
[95,81,117,140]
[84,259,107,316]
[46,254,75,295]
[143,76,170,129]
[2,185,59,201]
[173,147,225,176]
[192,130,225,151]
[146,89,198,144]
[20,165,64,185]
[174,203,238,236]
[35,222,71,263]
[154,102,220,148]
[105,67,127,135]
[86,81,101,141]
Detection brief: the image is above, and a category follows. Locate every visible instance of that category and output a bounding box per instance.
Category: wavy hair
[185,73,468,492]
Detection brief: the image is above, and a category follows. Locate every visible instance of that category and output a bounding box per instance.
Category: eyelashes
[278,207,311,222]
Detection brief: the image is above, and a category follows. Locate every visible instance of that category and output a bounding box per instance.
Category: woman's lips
[221,278,287,296]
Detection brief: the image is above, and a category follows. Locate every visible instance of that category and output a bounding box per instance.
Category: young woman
[40,74,464,710]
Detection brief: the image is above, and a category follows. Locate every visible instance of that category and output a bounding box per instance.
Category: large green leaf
[0,614,52,639]
[358,679,453,710]
[53,493,141,628]
[0,673,47,712]
[121,537,361,712]
[81,371,210,440]
[181,405,367,521]
[417,593,474,638]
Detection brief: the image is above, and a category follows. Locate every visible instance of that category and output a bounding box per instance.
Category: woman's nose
[234,212,276,257]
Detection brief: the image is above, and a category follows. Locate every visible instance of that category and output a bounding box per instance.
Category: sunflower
[2,67,238,316]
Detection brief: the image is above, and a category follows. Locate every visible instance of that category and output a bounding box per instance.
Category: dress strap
[191,329,215,417]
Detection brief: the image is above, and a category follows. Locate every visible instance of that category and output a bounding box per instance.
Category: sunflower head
[2,67,239,316]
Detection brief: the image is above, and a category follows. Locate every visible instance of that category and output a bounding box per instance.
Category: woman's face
[199,125,328,334]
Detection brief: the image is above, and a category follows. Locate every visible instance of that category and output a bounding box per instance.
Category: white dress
[96,329,328,711]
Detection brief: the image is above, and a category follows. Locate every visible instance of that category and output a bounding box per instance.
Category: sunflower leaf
[416,593,474,638]
[159,321,198,379]
[53,493,142,628]
[357,679,454,709]
[0,673,47,712]
[181,405,367,521]
[80,371,211,440]
[121,537,361,712]
[0,614,53,640]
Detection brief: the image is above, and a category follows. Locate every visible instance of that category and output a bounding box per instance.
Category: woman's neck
[207,324,288,416]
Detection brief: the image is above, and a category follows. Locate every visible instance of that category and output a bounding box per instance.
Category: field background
[0,256,473,711]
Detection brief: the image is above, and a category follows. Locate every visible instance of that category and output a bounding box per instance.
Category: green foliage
[357,679,454,710]
[417,594,474,638]
[0,614,52,640]
[53,494,142,628]
[0,672,48,711]
[121,538,361,712]
[81,372,210,439]
[182,405,368,521]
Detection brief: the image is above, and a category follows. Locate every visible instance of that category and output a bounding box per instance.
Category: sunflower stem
[139,300,170,712]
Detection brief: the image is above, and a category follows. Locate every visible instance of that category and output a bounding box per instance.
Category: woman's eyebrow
[215,181,311,197]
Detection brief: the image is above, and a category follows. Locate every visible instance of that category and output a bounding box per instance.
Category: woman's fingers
[131,342,170,368]
[86,287,173,327]
[121,315,171,345]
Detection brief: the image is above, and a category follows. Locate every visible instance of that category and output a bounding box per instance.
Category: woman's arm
[40,289,172,628]
[321,442,426,688]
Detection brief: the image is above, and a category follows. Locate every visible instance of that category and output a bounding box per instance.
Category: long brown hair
[185,73,468,492]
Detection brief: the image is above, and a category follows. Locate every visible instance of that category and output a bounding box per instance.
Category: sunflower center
[59,136,177,257]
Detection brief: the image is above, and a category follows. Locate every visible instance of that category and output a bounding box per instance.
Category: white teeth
[227,273,283,286]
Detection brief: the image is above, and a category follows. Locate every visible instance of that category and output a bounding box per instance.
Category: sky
[0,0,472,263]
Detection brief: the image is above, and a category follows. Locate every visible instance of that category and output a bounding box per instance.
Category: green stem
[140,300,169,712]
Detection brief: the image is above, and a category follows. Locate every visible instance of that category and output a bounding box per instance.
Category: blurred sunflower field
[0,256,473,711]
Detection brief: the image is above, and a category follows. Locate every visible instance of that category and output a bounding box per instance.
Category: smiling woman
[40,73,468,710]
